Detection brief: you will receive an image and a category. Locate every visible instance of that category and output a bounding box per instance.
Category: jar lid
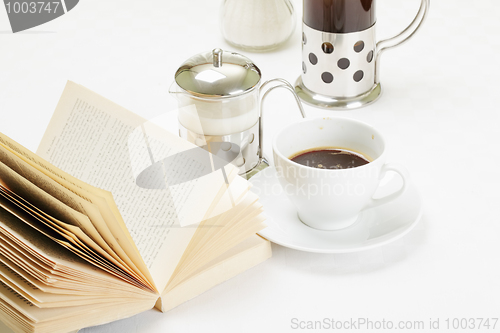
[174,49,262,98]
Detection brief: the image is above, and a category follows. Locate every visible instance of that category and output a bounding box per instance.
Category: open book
[0,82,271,333]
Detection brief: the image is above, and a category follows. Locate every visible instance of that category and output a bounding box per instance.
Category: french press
[170,49,306,177]
[296,0,430,109]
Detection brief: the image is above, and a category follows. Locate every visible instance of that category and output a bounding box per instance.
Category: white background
[1,0,500,332]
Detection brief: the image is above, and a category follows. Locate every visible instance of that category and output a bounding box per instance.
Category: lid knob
[213,48,223,68]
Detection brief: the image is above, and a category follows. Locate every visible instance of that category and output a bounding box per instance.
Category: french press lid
[174,49,262,98]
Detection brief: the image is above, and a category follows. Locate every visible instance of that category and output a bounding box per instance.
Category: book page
[0,200,145,292]
[163,192,266,293]
[0,224,154,300]
[0,281,155,326]
[0,143,154,290]
[158,235,271,313]
[0,165,152,290]
[36,81,239,289]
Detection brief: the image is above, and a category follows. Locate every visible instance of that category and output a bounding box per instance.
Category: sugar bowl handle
[258,79,306,160]
[375,0,430,84]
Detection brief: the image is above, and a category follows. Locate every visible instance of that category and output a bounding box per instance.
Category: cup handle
[375,0,430,84]
[365,163,410,209]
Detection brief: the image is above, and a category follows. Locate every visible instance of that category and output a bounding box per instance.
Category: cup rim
[272,116,386,172]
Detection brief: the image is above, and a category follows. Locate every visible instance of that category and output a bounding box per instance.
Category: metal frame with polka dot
[301,23,376,99]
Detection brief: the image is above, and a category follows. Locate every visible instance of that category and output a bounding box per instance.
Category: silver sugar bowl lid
[174,49,262,99]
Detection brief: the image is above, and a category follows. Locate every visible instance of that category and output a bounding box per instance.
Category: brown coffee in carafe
[303,0,376,33]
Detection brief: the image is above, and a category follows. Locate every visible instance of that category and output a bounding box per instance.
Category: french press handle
[375,0,430,83]
[258,79,306,160]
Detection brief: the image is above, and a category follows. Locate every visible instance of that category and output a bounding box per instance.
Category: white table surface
[1,0,500,332]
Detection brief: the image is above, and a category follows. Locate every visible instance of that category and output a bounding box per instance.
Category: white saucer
[250,167,423,253]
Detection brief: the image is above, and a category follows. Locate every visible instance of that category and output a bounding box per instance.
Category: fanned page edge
[156,235,271,313]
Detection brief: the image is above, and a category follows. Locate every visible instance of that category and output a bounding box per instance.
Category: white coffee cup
[272,117,409,231]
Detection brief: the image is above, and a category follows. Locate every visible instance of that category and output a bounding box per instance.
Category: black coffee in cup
[290,148,370,169]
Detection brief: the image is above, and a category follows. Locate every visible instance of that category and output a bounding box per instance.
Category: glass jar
[221,0,296,52]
